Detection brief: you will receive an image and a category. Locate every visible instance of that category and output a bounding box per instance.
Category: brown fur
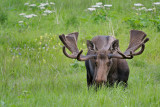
[59,30,149,87]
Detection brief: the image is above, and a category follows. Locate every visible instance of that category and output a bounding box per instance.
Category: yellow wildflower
[40,36,43,40]
[43,59,46,63]
[45,33,48,36]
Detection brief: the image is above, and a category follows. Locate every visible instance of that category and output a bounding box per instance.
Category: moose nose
[95,77,107,84]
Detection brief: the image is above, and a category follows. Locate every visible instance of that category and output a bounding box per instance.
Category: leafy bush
[0,10,8,24]
[124,14,149,29]
[150,16,160,31]
[124,14,160,31]
[91,9,107,23]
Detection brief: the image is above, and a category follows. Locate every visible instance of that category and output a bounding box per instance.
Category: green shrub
[124,14,149,29]
[0,10,8,24]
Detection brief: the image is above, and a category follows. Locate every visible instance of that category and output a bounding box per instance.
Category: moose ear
[87,40,96,51]
[109,39,119,52]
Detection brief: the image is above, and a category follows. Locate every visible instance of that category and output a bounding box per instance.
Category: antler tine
[131,44,145,56]
[63,46,77,59]
[77,50,97,61]
[117,49,133,59]
[77,50,84,61]
[59,34,72,52]
[133,38,149,53]
[125,37,149,56]
[130,37,149,56]
[128,37,148,56]
[108,50,133,59]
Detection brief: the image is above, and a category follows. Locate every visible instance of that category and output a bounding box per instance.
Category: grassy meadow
[0,0,160,106]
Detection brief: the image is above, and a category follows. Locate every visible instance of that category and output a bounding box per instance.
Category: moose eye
[107,61,112,66]
[95,61,98,66]
[95,62,97,66]
[93,55,97,60]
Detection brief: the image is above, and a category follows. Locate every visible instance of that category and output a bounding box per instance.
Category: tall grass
[0,0,160,106]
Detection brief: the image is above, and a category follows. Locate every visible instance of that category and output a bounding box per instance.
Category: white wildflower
[140,7,147,10]
[50,2,55,5]
[136,7,147,11]
[134,3,143,7]
[24,15,33,18]
[24,14,37,19]
[104,4,112,7]
[42,13,47,16]
[19,13,26,16]
[44,10,53,14]
[146,8,153,11]
[24,3,29,5]
[18,21,23,23]
[38,3,49,9]
[45,2,49,5]
[39,3,49,7]
[88,8,96,11]
[153,2,160,5]
[92,5,101,8]
[39,6,45,9]
[96,2,103,6]
[29,4,36,7]
[30,14,37,17]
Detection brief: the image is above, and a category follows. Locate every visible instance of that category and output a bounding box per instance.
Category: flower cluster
[9,33,61,60]
[133,2,160,12]
[87,2,112,11]
[153,2,160,5]
[19,13,37,18]
[35,33,59,51]
[134,3,143,7]
[18,2,55,25]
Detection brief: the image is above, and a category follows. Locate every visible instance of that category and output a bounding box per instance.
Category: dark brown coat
[59,30,149,87]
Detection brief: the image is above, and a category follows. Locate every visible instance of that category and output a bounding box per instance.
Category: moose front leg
[117,59,129,87]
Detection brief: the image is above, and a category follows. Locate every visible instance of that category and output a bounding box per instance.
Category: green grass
[0,0,160,106]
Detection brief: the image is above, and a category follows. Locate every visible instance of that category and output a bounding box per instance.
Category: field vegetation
[0,0,160,106]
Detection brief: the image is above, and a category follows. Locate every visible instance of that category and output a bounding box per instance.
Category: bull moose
[59,30,149,87]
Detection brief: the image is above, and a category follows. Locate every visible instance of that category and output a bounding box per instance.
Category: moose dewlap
[59,30,149,87]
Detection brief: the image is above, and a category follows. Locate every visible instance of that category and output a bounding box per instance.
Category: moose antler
[109,30,149,59]
[124,30,149,56]
[59,32,80,59]
[60,30,149,61]
[59,32,96,60]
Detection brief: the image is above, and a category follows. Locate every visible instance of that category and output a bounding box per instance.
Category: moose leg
[85,60,94,89]
[117,59,129,87]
